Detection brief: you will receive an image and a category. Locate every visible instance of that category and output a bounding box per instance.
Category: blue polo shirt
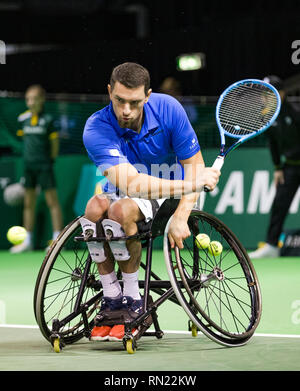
[83,92,200,194]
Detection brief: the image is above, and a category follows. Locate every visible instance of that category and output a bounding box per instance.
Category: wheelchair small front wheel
[191,323,198,338]
[123,337,137,354]
[53,338,61,353]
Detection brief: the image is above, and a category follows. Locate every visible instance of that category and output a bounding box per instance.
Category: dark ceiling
[1,0,300,95]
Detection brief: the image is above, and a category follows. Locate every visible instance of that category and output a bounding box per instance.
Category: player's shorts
[134,198,181,233]
[103,193,180,231]
[105,193,165,222]
[131,197,166,223]
[24,165,56,190]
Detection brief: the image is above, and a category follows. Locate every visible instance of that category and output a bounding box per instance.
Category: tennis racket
[204,78,281,191]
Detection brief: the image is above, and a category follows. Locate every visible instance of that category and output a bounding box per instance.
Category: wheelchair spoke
[206,283,232,333]
[46,273,73,284]
[225,275,254,294]
[208,281,252,309]
[55,252,76,274]
[221,279,252,319]
[44,280,76,320]
[181,242,214,275]
[216,247,234,268]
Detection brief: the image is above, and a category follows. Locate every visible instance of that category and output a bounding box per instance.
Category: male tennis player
[10,85,63,253]
[82,62,220,341]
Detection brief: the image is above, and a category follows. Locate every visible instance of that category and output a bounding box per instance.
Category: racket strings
[220,93,277,134]
[220,96,277,134]
[219,83,278,136]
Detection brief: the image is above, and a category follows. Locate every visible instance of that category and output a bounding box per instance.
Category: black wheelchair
[33,199,262,354]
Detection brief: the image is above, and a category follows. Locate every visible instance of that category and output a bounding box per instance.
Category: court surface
[0,249,300,372]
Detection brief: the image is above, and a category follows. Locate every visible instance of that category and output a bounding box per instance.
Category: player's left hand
[168,215,191,249]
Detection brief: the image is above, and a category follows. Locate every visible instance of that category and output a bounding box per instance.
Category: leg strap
[79,217,106,263]
[94,308,139,327]
[102,219,130,261]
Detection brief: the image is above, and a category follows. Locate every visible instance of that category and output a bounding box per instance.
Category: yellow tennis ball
[7,226,27,245]
[195,233,210,249]
[208,241,223,256]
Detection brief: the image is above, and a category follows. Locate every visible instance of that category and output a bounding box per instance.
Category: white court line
[163,330,300,338]
[254,333,300,339]
[1,324,300,338]
[0,324,39,329]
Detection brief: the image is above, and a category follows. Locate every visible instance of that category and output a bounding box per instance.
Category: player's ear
[145,88,152,103]
[107,84,112,98]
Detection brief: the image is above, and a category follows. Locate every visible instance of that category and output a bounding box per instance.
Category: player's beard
[118,118,133,128]
[118,116,141,133]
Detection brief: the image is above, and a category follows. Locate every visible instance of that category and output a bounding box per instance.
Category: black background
[1,0,300,95]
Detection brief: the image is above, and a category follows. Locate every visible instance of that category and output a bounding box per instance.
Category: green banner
[72,148,300,250]
[202,148,300,249]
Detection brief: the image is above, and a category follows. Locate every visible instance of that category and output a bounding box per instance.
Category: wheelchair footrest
[95,309,139,327]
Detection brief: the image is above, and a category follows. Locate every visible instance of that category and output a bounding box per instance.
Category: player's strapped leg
[79,217,106,263]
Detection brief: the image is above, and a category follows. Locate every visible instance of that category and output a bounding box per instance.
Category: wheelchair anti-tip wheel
[123,337,137,354]
[164,209,262,347]
[34,217,102,346]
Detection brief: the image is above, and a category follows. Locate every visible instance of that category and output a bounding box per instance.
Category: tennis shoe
[90,325,112,341]
[248,243,279,259]
[108,324,139,341]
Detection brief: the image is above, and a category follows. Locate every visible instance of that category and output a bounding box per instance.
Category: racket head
[216,79,281,145]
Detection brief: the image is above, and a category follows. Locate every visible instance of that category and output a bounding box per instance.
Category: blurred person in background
[249,75,300,258]
[159,76,198,123]
[10,84,63,253]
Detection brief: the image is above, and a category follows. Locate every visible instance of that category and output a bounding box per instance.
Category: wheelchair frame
[34,199,262,354]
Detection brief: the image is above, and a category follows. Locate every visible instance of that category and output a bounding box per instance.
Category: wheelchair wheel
[164,209,262,347]
[34,217,101,345]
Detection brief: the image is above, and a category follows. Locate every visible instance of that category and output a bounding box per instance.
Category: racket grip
[212,156,224,171]
[204,156,224,192]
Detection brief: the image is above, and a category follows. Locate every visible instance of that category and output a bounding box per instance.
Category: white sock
[99,271,122,298]
[52,231,60,240]
[122,271,141,300]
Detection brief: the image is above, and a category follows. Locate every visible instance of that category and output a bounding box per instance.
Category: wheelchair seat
[137,198,180,237]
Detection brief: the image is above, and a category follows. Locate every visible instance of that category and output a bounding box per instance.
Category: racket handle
[204,156,224,192]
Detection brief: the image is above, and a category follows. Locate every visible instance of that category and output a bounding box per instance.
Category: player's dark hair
[110,62,150,95]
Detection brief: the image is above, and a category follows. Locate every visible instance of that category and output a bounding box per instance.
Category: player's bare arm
[168,151,205,249]
[102,158,220,199]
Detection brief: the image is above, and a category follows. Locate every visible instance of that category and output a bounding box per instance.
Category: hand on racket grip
[203,156,224,192]
[193,166,220,193]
